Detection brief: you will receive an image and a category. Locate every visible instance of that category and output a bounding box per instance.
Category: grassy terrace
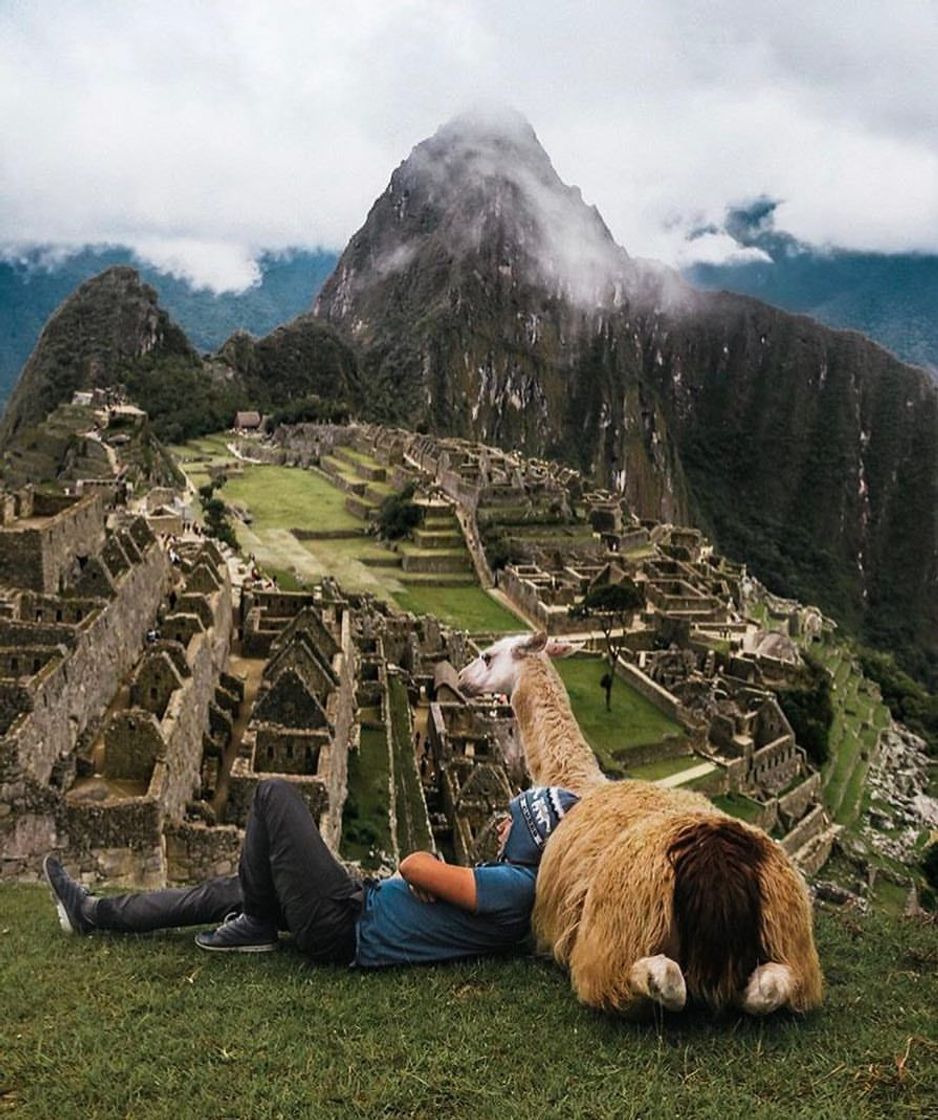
[555,656,682,776]
[169,436,526,634]
[341,725,393,869]
[393,586,523,633]
[628,755,705,782]
[225,465,363,533]
[2,887,935,1120]
[814,642,891,828]
[388,674,433,855]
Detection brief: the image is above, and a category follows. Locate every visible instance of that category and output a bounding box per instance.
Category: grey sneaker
[43,855,96,934]
[195,912,278,953]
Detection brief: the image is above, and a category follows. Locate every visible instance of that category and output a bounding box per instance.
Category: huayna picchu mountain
[314,110,938,686]
[0,266,361,455]
[0,267,198,443]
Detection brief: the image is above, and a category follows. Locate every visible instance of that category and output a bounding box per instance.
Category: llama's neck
[511,656,591,751]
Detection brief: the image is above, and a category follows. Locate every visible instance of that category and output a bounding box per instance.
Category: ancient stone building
[0,501,171,879]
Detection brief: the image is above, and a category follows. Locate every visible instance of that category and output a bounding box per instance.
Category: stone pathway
[656,761,717,788]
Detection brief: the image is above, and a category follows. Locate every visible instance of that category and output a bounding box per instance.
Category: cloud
[1,1,936,289]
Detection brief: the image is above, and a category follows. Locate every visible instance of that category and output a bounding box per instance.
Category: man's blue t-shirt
[354,862,537,968]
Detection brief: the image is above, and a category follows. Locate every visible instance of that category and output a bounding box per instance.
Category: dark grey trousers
[94,779,363,963]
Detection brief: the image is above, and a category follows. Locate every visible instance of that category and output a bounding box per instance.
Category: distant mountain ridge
[0,246,338,410]
[3,220,935,418]
[686,199,938,379]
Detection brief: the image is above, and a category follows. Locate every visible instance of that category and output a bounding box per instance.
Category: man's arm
[398,852,477,911]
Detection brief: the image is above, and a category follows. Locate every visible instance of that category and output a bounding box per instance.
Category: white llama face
[458,632,579,697]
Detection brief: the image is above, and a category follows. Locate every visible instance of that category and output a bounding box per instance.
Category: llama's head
[458,631,579,698]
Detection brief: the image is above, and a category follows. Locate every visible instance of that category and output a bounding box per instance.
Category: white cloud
[1,0,936,289]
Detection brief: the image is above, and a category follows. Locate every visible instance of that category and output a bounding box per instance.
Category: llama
[458,632,823,1017]
[458,632,607,796]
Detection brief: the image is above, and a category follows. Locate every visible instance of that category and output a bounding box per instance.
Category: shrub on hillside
[269,394,350,427]
[777,651,834,766]
[377,483,422,540]
[921,842,938,893]
[480,526,528,572]
[858,646,938,756]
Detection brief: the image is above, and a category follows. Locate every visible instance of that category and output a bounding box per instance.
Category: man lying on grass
[43,778,579,967]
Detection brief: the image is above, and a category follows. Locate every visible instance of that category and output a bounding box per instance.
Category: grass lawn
[388,674,433,855]
[393,587,525,634]
[168,433,232,463]
[554,656,682,775]
[1,888,935,1119]
[224,466,363,533]
[627,755,702,781]
[712,793,766,824]
[342,726,393,868]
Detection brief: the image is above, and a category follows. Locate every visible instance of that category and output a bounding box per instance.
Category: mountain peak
[316,109,638,327]
[0,265,195,441]
[421,106,546,169]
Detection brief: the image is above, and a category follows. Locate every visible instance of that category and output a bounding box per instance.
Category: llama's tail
[667,817,771,1012]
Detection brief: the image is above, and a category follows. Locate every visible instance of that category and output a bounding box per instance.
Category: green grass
[712,793,766,824]
[168,432,232,463]
[554,657,682,776]
[223,465,363,533]
[2,889,935,1119]
[342,726,393,868]
[393,587,525,634]
[169,442,527,635]
[388,674,433,855]
[627,755,702,781]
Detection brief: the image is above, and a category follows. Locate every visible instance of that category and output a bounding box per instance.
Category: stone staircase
[319,445,396,520]
[395,502,476,587]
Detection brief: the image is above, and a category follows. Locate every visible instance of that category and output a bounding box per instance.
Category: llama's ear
[544,639,581,659]
[514,631,548,658]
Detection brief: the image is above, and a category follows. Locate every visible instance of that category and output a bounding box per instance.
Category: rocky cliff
[314,111,938,684]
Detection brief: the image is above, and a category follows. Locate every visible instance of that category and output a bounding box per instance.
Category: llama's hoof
[631,954,686,1012]
[741,963,792,1016]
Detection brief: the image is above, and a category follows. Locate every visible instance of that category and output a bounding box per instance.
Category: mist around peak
[379,107,656,309]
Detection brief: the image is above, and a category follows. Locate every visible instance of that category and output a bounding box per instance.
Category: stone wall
[254,726,328,774]
[130,649,185,718]
[0,537,167,791]
[103,710,163,781]
[619,661,683,722]
[0,537,168,878]
[780,803,829,856]
[0,492,105,593]
[778,771,822,826]
[156,579,232,822]
[164,820,243,885]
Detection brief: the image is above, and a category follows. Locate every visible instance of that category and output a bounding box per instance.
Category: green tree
[377,483,423,541]
[777,651,834,766]
[569,581,644,710]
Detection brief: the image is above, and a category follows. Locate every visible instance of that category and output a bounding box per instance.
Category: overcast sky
[2,0,937,291]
